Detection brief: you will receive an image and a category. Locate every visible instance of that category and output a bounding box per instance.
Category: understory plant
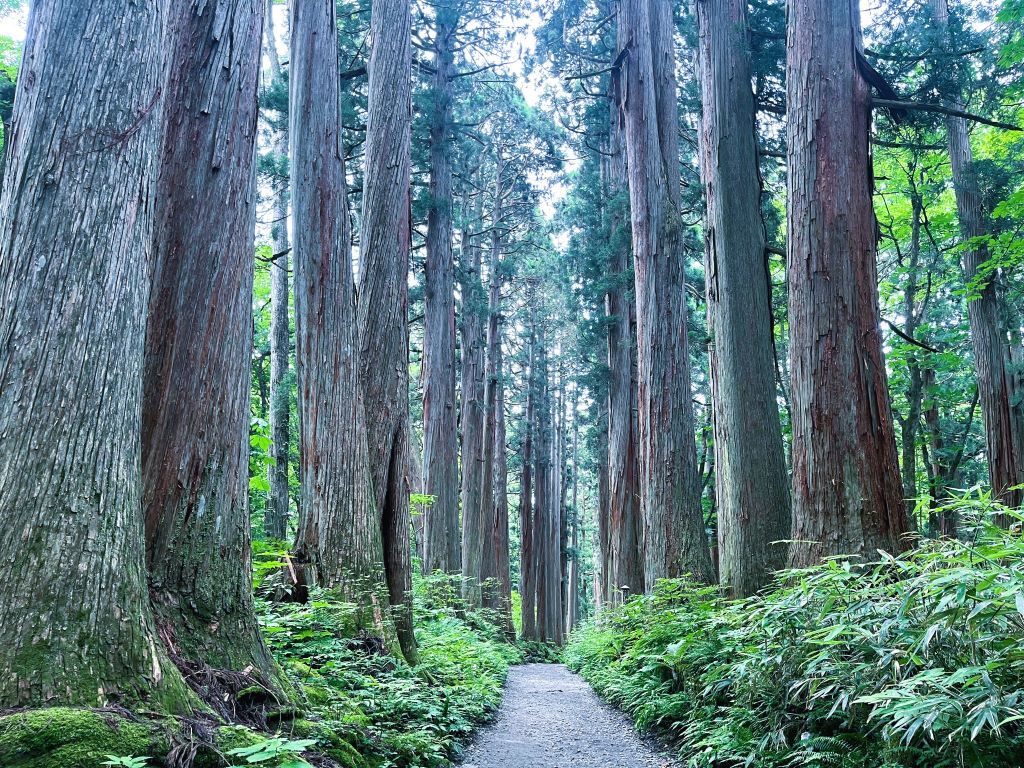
[566,491,1024,768]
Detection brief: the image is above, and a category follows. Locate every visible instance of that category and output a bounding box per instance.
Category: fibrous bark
[0,0,189,709]
[421,11,461,575]
[519,324,537,639]
[696,0,790,596]
[358,0,417,662]
[143,0,286,697]
[786,0,908,567]
[618,0,714,586]
[290,0,387,609]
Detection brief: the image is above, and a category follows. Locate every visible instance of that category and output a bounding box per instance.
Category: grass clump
[565,492,1024,768]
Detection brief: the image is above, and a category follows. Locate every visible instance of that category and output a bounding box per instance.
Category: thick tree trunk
[603,93,644,602]
[695,0,790,597]
[786,0,907,567]
[932,0,1024,509]
[0,0,190,709]
[265,0,292,542]
[460,228,487,607]
[596,423,612,607]
[421,14,461,575]
[358,0,417,662]
[533,341,554,640]
[143,0,286,699]
[290,0,387,610]
[619,0,714,586]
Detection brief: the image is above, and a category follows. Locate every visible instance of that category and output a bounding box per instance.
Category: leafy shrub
[566,492,1024,768]
[257,572,522,768]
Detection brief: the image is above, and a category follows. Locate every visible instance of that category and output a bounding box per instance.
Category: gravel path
[459,663,678,768]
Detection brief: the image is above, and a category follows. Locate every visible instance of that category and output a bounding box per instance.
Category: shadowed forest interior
[3,0,1024,766]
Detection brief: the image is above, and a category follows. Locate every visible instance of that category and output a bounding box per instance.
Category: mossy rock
[191,725,265,768]
[0,707,167,768]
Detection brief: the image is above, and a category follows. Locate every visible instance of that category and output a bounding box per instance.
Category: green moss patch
[0,707,165,768]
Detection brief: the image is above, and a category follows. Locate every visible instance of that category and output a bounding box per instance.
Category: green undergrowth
[255,572,524,768]
[566,492,1024,768]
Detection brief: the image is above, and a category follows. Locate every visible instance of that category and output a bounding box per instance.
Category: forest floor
[458,663,677,768]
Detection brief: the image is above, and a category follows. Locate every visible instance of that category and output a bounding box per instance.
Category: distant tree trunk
[421,12,461,575]
[265,0,292,542]
[603,86,644,602]
[619,0,714,586]
[556,381,569,643]
[460,225,487,608]
[143,0,286,699]
[359,0,416,662]
[290,0,387,609]
[520,324,538,639]
[566,410,581,632]
[786,0,907,567]
[898,192,926,525]
[932,0,1024,509]
[534,340,554,639]
[478,188,505,611]
[695,0,790,597]
[0,0,190,709]
[596,423,612,607]
[492,341,515,636]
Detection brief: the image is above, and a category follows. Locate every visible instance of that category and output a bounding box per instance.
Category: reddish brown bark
[786,0,908,567]
[143,0,286,696]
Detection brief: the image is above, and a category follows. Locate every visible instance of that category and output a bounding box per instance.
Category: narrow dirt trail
[459,663,678,768]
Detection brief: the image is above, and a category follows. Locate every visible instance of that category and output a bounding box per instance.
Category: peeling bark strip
[618,0,714,586]
[785,0,908,567]
[142,0,286,698]
[290,0,388,606]
[359,0,417,662]
[696,0,790,597]
[932,0,1024,509]
[421,9,461,576]
[0,0,191,708]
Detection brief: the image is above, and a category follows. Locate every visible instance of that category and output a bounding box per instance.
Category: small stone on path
[459,663,678,768]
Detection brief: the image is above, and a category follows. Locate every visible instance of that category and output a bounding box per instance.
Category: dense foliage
[566,493,1024,768]
[254,575,523,768]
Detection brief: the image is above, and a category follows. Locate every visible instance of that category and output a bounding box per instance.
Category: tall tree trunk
[460,224,487,607]
[533,340,553,640]
[695,0,790,597]
[290,0,387,611]
[0,0,190,709]
[899,192,926,525]
[786,0,907,567]
[143,0,286,699]
[265,0,292,541]
[567,408,581,632]
[492,340,515,636]
[359,0,417,662]
[932,0,1024,509]
[421,13,461,575]
[604,86,644,602]
[596,422,612,607]
[478,187,505,611]
[619,0,714,586]
[520,324,537,640]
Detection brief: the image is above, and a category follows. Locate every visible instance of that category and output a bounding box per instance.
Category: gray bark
[0,0,190,709]
[696,0,790,596]
[358,0,417,662]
